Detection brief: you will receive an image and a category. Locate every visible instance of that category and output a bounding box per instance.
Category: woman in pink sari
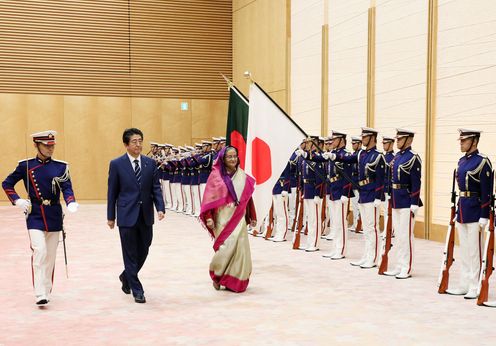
[200,146,257,292]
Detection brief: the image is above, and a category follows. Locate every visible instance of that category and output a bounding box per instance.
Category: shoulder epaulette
[52,159,68,165]
[18,157,34,163]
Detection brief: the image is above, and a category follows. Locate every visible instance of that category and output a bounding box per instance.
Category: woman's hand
[250,220,257,228]
[206,218,214,229]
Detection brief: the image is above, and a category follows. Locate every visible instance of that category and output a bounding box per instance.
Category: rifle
[378,159,393,274]
[291,187,301,233]
[321,191,327,236]
[378,197,393,274]
[264,203,275,240]
[477,170,494,306]
[438,169,457,294]
[293,193,305,249]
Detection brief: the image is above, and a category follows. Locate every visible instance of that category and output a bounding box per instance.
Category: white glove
[479,217,489,229]
[410,204,419,216]
[373,199,382,207]
[327,152,337,161]
[67,202,79,213]
[340,196,349,204]
[281,191,289,198]
[15,199,31,213]
[295,149,303,157]
[313,196,321,205]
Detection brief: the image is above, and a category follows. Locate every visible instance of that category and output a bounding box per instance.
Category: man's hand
[250,220,257,228]
[479,217,488,229]
[410,204,420,217]
[158,211,165,221]
[206,218,214,229]
[373,199,382,207]
[107,220,115,229]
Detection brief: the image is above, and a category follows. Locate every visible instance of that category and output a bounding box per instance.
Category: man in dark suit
[107,128,165,303]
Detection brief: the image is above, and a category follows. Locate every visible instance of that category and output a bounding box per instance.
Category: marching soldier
[446,129,492,298]
[349,136,362,232]
[181,146,194,215]
[295,136,327,252]
[382,129,422,279]
[288,142,303,223]
[329,127,386,268]
[2,131,78,305]
[322,131,354,259]
[382,136,395,235]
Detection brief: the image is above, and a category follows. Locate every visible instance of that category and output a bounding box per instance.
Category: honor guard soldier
[2,130,78,305]
[160,144,173,209]
[329,127,386,268]
[288,140,305,223]
[212,137,222,160]
[382,129,422,279]
[270,163,291,242]
[181,146,194,215]
[170,147,183,212]
[349,136,362,232]
[190,144,203,216]
[446,129,492,299]
[322,131,354,259]
[382,136,395,234]
[296,136,327,251]
[197,140,214,203]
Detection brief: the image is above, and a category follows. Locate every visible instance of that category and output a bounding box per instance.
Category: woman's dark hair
[122,128,144,144]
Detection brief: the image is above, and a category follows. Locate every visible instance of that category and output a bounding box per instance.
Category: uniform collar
[36,156,51,164]
[399,146,412,154]
[365,145,376,152]
[465,149,479,158]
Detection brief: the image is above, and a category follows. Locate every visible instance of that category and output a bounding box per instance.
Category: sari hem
[210,270,249,293]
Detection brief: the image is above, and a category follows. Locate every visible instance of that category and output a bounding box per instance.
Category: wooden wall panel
[162,99,192,147]
[131,98,163,150]
[233,0,288,111]
[63,96,132,200]
[0,0,231,99]
[191,99,229,139]
[25,95,65,160]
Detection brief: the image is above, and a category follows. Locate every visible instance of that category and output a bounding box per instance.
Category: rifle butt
[438,272,449,294]
[477,281,489,305]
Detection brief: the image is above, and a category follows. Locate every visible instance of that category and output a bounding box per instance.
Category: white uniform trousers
[191,184,201,217]
[288,187,297,221]
[161,179,173,209]
[200,183,206,205]
[304,197,322,250]
[182,184,192,215]
[350,189,360,229]
[323,195,332,238]
[358,202,381,264]
[330,199,349,257]
[28,229,59,300]
[455,222,482,292]
[272,194,289,241]
[391,208,415,275]
[171,182,183,212]
[381,194,391,233]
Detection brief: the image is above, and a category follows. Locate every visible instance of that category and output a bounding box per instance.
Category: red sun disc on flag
[251,137,272,184]
[230,130,246,169]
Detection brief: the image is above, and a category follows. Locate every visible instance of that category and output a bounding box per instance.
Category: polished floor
[0,204,494,345]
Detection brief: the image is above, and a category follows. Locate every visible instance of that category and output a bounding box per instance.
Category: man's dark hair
[122,128,144,144]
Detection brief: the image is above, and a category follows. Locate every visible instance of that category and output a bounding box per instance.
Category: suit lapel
[122,154,139,186]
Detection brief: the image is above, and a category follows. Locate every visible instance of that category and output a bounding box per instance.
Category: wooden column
[425,0,438,239]
[321,0,329,136]
[366,0,376,128]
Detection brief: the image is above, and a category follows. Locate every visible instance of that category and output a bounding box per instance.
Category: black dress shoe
[119,274,131,295]
[36,298,48,305]
[134,294,146,303]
